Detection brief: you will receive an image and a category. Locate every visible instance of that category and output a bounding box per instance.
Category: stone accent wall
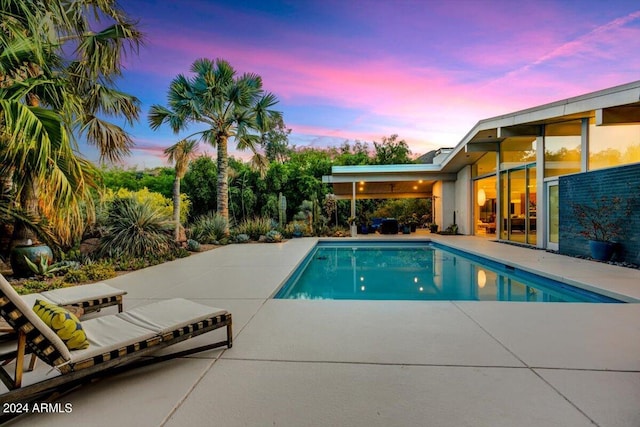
[559,163,640,265]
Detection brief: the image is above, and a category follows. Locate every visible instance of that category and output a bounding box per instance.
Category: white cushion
[41,282,125,306]
[69,315,157,363]
[117,298,227,335]
[20,292,54,307]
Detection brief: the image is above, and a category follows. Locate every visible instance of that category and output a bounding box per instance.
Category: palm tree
[0,0,142,246]
[148,58,281,234]
[164,139,199,241]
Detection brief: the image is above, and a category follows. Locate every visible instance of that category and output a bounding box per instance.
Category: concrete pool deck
[5,235,640,427]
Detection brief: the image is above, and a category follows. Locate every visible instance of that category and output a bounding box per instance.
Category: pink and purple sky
[103,0,640,168]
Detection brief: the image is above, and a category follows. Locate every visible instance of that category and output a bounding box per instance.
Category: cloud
[118,2,640,166]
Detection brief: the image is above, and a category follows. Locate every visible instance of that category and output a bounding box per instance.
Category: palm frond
[0,100,64,172]
[164,139,199,178]
[80,115,133,162]
[82,83,140,123]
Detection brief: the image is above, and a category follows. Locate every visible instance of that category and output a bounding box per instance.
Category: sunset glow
[105,0,640,167]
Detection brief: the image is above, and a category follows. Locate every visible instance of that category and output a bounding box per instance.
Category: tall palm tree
[148,58,281,234]
[164,139,199,241]
[0,0,142,246]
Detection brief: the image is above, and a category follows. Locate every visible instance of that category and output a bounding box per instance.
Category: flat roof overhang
[323,80,640,196]
[322,165,455,199]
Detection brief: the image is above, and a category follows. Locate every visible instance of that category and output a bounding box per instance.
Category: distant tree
[182,156,218,220]
[164,139,199,241]
[335,140,371,165]
[149,58,281,234]
[101,167,175,199]
[374,134,412,165]
[261,117,292,163]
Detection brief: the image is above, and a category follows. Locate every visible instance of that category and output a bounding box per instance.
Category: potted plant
[429,223,439,233]
[358,213,370,234]
[571,196,633,261]
[347,216,357,237]
[408,213,419,232]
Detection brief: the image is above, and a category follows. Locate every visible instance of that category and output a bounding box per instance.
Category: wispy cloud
[115,1,640,168]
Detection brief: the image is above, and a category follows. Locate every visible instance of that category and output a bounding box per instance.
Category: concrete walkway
[6,236,640,427]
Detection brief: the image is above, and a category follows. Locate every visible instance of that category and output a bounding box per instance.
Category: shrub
[97,198,176,259]
[235,216,273,240]
[175,248,191,258]
[14,278,65,295]
[187,239,201,251]
[235,233,250,243]
[102,187,190,224]
[63,261,116,283]
[189,212,228,244]
[265,230,283,243]
[113,256,148,271]
[82,262,117,281]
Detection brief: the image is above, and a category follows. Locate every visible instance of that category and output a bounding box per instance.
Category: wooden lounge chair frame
[0,275,232,408]
[0,283,127,371]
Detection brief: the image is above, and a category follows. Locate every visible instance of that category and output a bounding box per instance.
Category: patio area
[5,235,640,427]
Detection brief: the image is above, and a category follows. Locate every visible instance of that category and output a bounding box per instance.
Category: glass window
[500,137,536,170]
[472,152,497,177]
[499,166,537,245]
[548,184,559,244]
[527,167,537,246]
[544,121,581,177]
[499,172,508,240]
[588,120,640,170]
[474,176,497,236]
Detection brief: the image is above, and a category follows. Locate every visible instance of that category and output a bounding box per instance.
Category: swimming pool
[274,241,622,303]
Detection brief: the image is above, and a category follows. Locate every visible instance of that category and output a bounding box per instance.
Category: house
[323,80,640,263]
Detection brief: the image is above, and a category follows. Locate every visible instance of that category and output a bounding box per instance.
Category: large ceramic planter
[10,244,53,277]
[588,240,615,261]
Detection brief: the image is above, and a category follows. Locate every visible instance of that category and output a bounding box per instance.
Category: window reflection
[589,121,640,170]
[544,121,581,177]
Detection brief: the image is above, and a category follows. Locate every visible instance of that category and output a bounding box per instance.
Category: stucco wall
[559,162,640,265]
[455,166,472,234]
[432,181,456,230]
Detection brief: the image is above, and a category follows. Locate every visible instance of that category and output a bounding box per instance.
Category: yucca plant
[97,198,176,259]
[235,216,273,240]
[188,213,229,244]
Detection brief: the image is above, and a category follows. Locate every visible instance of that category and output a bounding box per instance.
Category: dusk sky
[102,0,640,168]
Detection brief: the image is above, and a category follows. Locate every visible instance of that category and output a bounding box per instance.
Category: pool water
[274,241,621,303]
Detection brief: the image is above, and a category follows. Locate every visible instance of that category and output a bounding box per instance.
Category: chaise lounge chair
[0,273,232,406]
[1,282,127,369]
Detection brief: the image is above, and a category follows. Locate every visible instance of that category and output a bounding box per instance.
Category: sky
[97,0,640,168]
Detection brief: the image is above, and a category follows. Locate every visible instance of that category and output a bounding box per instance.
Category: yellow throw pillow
[33,299,89,350]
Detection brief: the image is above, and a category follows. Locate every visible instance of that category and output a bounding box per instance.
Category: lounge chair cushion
[117,298,228,335]
[41,282,125,307]
[68,315,159,363]
[20,293,55,308]
[33,300,89,350]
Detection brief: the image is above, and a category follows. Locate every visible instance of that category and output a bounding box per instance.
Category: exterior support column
[581,118,589,171]
[536,135,545,249]
[351,182,356,218]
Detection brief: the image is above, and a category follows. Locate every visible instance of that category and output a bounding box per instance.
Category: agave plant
[23,255,69,278]
[235,216,273,240]
[97,198,176,259]
[188,212,229,244]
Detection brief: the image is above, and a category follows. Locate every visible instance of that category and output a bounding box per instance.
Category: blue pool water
[275,241,622,303]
